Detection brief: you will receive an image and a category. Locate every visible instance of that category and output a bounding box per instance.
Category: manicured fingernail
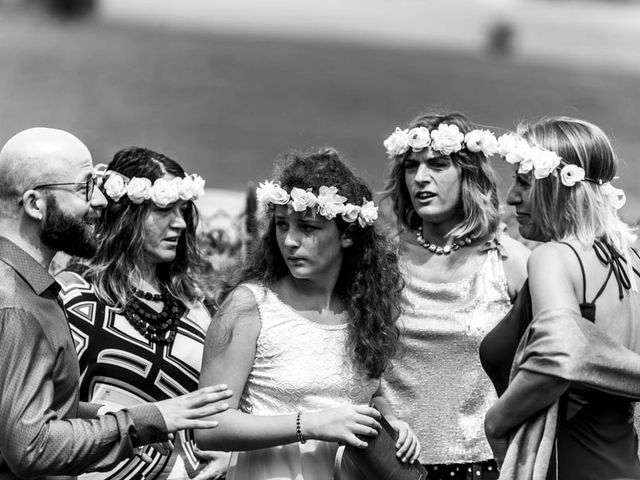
[220,403,229,409]
[225,390,233,396]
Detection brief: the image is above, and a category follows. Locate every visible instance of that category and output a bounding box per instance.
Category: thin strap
[593,240,640,300]
[559,242,587,303]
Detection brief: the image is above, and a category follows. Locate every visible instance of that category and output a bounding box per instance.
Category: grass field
[1,10,639,221]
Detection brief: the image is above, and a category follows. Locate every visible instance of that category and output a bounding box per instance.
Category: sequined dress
[383,232,512,467]
[226,283,380,480]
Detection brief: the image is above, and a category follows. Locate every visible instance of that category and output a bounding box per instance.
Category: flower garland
[256,181,378,227]
[497,133,626,209]
[99,168,206,208]
[383,123,499,159]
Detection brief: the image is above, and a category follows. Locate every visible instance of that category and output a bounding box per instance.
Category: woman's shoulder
[215,282,262,329]
[484,230,530,293]
[55,269,96,300]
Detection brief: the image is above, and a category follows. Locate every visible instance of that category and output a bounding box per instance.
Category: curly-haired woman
[56,147,229,480]
[195,148,420,480]
[381,112,530,480]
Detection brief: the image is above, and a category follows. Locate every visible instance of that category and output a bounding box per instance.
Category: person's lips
[415,191,436,201]
[287,256,307,264]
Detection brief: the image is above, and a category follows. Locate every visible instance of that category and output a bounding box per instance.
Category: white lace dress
[226,283,380,480]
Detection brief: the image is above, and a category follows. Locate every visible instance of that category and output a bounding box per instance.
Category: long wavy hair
[519,116,635,252]
[85,147,206,310]
[221,148,403,378]
[382,111,501,240]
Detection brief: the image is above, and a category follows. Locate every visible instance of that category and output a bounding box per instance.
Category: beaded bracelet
[296,411,306,444]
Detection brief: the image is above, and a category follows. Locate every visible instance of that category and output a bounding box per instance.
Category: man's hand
[154,385,233,433]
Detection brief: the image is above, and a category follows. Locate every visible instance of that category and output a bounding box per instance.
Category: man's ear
[21,190,46,221]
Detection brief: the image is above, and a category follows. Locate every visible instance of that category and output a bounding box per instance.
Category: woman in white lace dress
[195,148,420,479]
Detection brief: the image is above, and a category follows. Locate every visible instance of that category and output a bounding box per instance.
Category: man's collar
[0,237,57,295]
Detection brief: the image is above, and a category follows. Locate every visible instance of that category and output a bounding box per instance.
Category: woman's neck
[135,263,161,293]
[283,275,339,313]
[420,216,464,245]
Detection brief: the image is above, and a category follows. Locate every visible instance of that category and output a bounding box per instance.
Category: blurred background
[2,0,640,260]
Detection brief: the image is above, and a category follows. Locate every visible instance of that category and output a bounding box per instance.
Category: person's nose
[506,183,521,207]
[414,163,432,184]
[283,227,301,249]
[171,209,187,231]
[90,185,108,209]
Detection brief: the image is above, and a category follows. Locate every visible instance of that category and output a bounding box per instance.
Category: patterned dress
[57,271,211,480]
[383,231,511,478]
[226,283,380,480]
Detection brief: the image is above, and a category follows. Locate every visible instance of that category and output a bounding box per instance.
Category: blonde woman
[481,117,640,480]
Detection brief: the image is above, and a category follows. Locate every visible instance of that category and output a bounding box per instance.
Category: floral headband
[96,164,206,208]
[256,180,378,227]
[497,133,626,209]
[384,123,499,159]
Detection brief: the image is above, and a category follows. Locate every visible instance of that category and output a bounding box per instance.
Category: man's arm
[0,308,166,478]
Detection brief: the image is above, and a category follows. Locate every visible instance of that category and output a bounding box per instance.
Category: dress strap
[593,240,640,300]
[558,242,587,303]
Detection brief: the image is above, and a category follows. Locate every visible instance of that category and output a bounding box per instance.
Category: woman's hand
[305,404,381,448]
[388,419,421,464]
[192,448,230,480]
[154,385,233,433]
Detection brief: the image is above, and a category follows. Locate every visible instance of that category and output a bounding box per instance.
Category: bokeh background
[2,0,640,239]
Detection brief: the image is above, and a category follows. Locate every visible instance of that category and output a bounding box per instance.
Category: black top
[479,241,640,480]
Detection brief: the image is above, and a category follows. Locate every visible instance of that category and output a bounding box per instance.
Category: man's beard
[40,195,99,258]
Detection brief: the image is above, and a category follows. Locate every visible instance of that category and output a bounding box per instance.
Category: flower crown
[256,180,378,227]
[97,165,206,208]
[497,133,626,209]
[384,123,499,159]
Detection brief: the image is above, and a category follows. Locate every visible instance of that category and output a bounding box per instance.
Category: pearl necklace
[416,227,472,255]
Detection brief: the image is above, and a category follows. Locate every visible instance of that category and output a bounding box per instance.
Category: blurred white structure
[100,0,640,73]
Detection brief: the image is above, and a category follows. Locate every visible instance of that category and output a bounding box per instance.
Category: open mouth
[415,192,436,200]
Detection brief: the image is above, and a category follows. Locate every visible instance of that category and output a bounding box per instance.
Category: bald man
[0,128,231,480]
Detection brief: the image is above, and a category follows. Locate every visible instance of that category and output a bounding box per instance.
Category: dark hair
[382,111,501,240]
[85,146,206,309]
[222,148,403,378]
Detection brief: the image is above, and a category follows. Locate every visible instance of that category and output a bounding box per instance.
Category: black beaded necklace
[123,288,186,345]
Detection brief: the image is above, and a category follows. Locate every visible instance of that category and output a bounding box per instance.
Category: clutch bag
[333,414,427,480]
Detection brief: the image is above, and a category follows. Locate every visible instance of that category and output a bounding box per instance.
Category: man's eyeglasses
[32,176,98,202]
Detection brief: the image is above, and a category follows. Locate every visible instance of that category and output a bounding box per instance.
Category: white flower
[406,127,431,152]
[497,134,532,165]
[358,199,378,227]
[256,180,290,205]
[559,164,585,187]
[126,177,152,204]
[150,178,180,208]
[601,183,626,210]
[531,147,562,179]
[430,123,464,155]
[178,174,206,201]
[383,128,411,159]
[189,174,206,199]
[290,187,318,212]
[341,203,361,223]
[103,173,127,201]
[316,185,347,219]
[464,129,498,157]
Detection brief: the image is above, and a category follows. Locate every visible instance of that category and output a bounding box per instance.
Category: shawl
[499,307,640,480]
